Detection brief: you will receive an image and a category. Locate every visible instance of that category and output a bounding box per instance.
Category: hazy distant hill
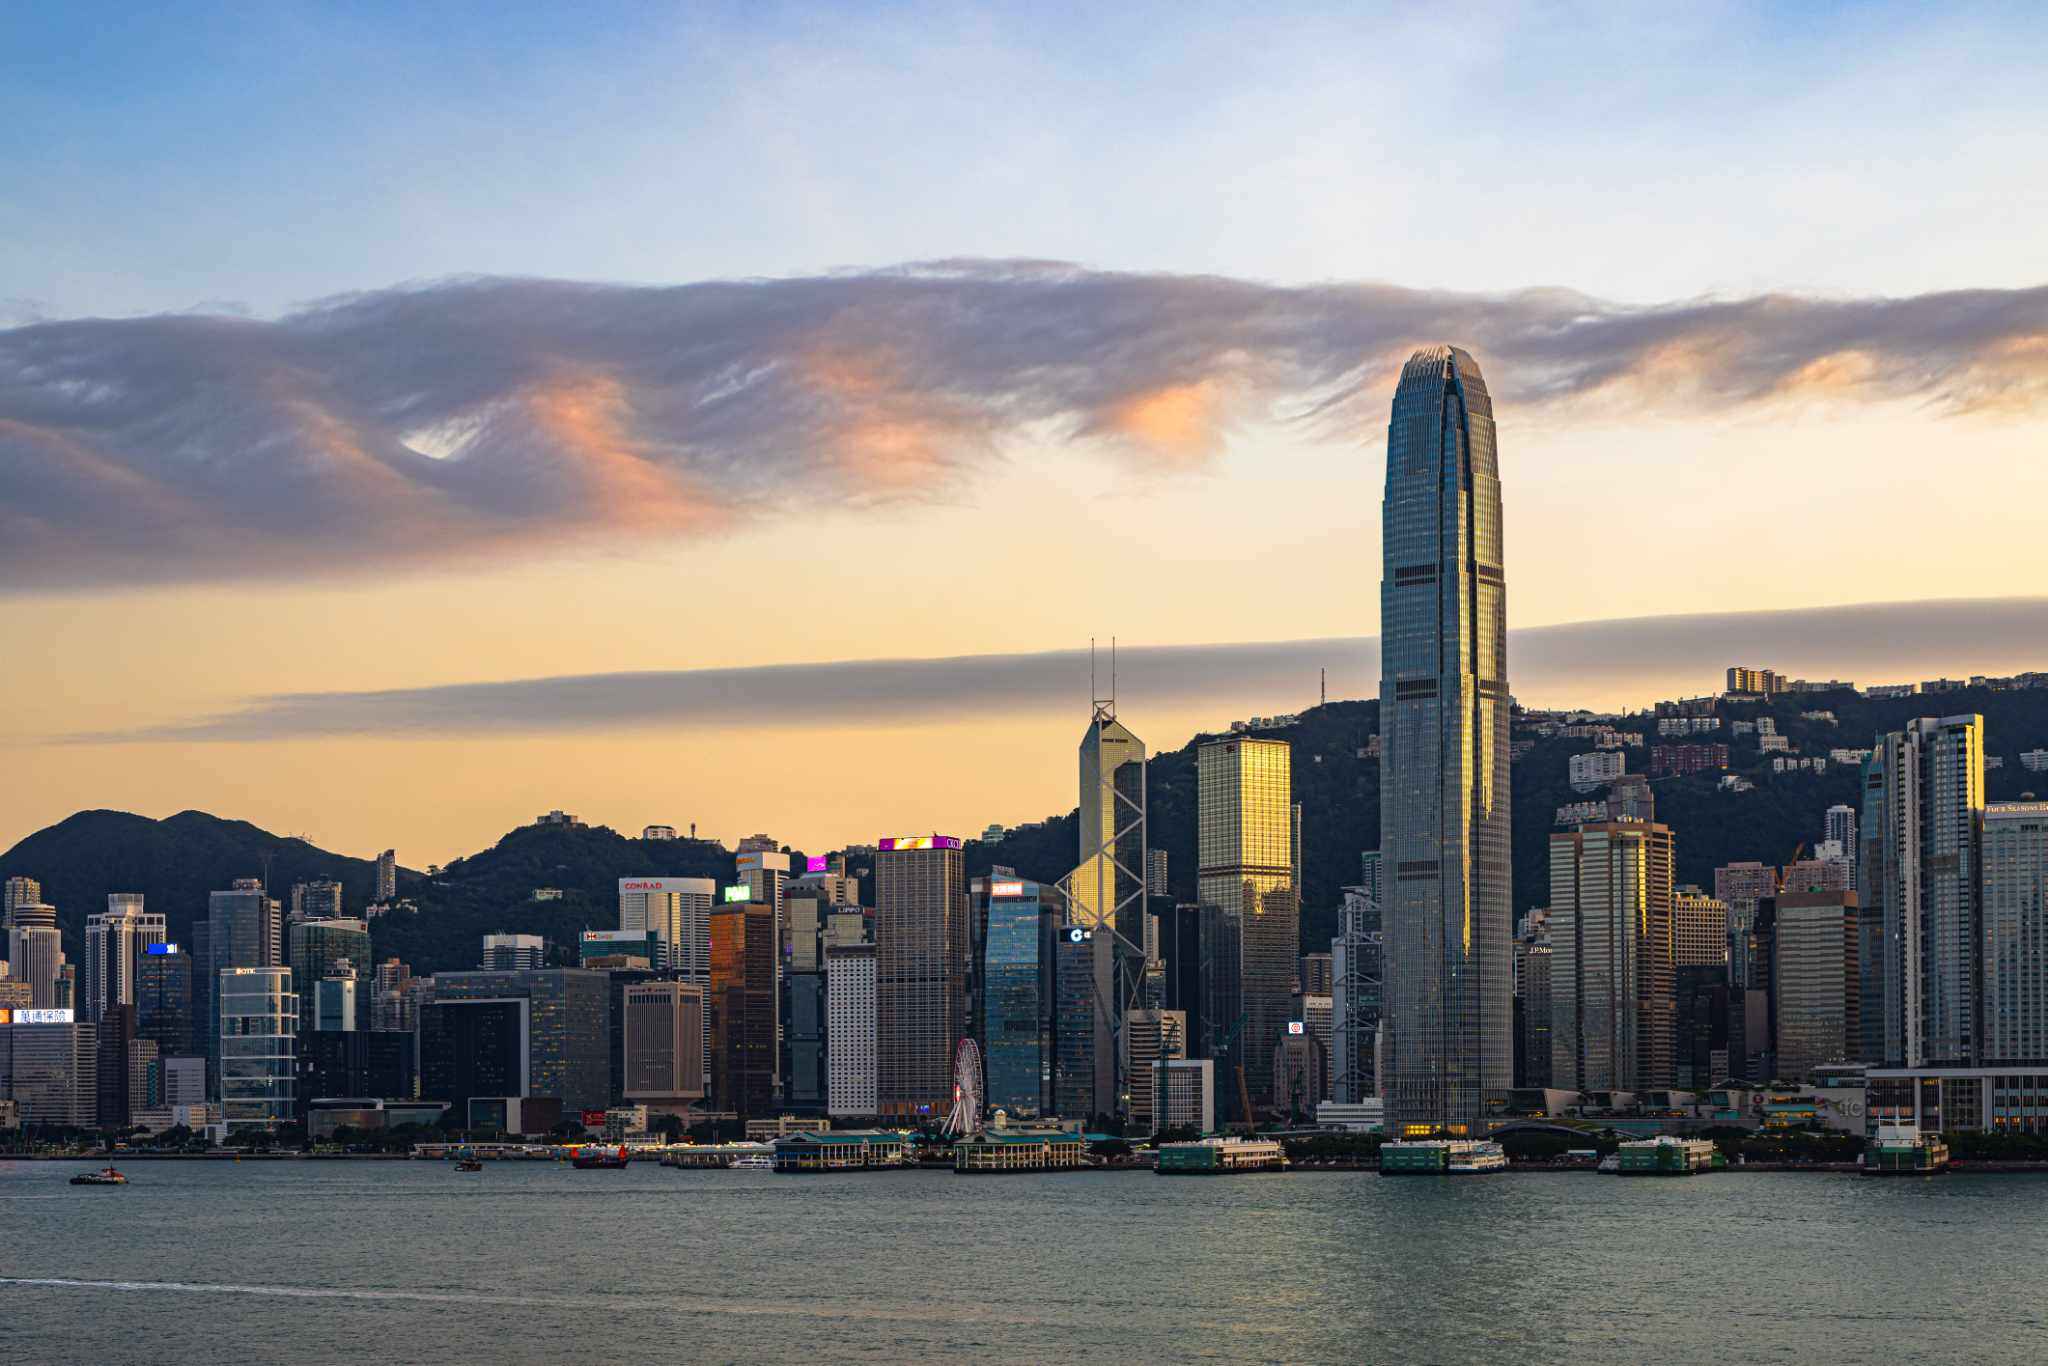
[9,681,2046,975]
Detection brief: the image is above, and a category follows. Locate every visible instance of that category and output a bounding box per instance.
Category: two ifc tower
[1071,345,1510,1136]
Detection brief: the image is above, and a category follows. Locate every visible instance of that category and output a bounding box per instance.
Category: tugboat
[571,1144,630,1170]
[454,1156,485,1173]
[70,1165,128,1186]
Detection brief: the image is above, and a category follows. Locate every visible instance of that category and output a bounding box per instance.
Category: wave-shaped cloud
[4,262,2044,590]
[78,597,2048,743]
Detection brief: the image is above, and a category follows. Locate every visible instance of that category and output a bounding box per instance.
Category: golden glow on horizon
[1,399,2044,862]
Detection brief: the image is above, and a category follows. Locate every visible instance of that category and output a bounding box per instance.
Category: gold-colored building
[1196,736,1295,1111]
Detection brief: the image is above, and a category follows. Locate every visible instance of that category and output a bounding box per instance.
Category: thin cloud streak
[3,263,2045,591]
[79,597,2048,744]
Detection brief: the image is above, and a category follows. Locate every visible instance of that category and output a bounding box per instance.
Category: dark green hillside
[376,821,736,973]
[0,810,391,958]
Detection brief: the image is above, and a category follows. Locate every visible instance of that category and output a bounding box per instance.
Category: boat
[1596,1154,1620,1174]
[729,1153,775,1170]
[571,1144,630,1170]
[1615,1136,1724,1176]
[455,1157,484,1172]
[1863,1125,1949,1176]
[1379,1139,1508,1175]
[70,1166,128,1186]
[1155,1137,1290,1175]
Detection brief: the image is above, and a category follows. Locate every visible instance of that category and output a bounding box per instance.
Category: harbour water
[4,1159,2046,1363]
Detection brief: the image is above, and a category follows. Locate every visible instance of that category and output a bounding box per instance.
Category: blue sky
[4,2,2048,857]
[7,2,2045,320]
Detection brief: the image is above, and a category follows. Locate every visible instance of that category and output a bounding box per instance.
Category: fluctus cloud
[3,262,2044,590]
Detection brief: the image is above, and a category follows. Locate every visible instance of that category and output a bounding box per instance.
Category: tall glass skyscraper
[1862,715,1985,1067]
[1072,704,1146,1119]
[1196,735,1295,1113]
[978,876,1058,1116]
[1381,345,1512,1136]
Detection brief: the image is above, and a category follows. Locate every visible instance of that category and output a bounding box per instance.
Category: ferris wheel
[943,1037,984,1138]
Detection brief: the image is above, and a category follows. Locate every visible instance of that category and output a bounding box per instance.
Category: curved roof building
[1380,345,1512,1135]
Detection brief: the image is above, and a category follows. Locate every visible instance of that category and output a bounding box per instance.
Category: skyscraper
[1862,715,1984,1067]
[1124,1008,1187,1135]
[1070,697,1147,1120]
[709,901,776,1117]
[1825,804,1860,885]
[618,878,715,977]
[84,895,165,1022]
[288,918,371,1032]
[873,836,966,1120]
[481,934,545,971]
[1197,735,1295,1111]
[1979,800,2048,1066]
[6,902,67,1009]
[1331,885,1383,1103]
[977,875,1059,1117]
[1770,889,1859,1082]
[826,941,878,1119]
[1381,345,1512,1137]
[3,876,42,922]
[288,879,344,923]
[209,880,282,974]
[1549,822,1675,1091]
[622,980,707,1115]
[218,966,297,1133]
[135,943,194,1059]
[375,849,398,901]
[1673,887,1730,969]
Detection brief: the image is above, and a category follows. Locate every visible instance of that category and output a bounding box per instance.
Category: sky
[2,2,2046,864]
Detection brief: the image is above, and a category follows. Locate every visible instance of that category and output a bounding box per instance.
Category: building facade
[1862,715,1985,1067]
[979,877,1058,1116]
[1549,822,1675,1091]
[428,969,610,1114]
[1981,801,2048,1066]
[83,897,165,1022]
[621,980,707,1112]
[709,902,777,1117]
[1197,735,1296,1112]
[873,838,966,1121]
[1071,704,1148,1120]
[218,967,297,1132]
[1380,346,1512,1137]
[825,942,877,1118]
[1771,890,1859,1082]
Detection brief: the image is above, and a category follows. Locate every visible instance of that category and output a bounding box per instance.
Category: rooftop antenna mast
[1091,635,1117,721]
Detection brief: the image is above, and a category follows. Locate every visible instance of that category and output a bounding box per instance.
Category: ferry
[1614,1136,1724,1176]
[1378,1139,1509,1175]
[729,1153,775,1171]
[455,1156,485,1173]
[70,1165,128,1186]
[571,1144,631,1170]
[1863,1125,1949,1176]
[1156,1137,1289,1175]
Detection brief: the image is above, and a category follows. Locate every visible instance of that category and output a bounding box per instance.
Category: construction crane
[1775,841,1805,892]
